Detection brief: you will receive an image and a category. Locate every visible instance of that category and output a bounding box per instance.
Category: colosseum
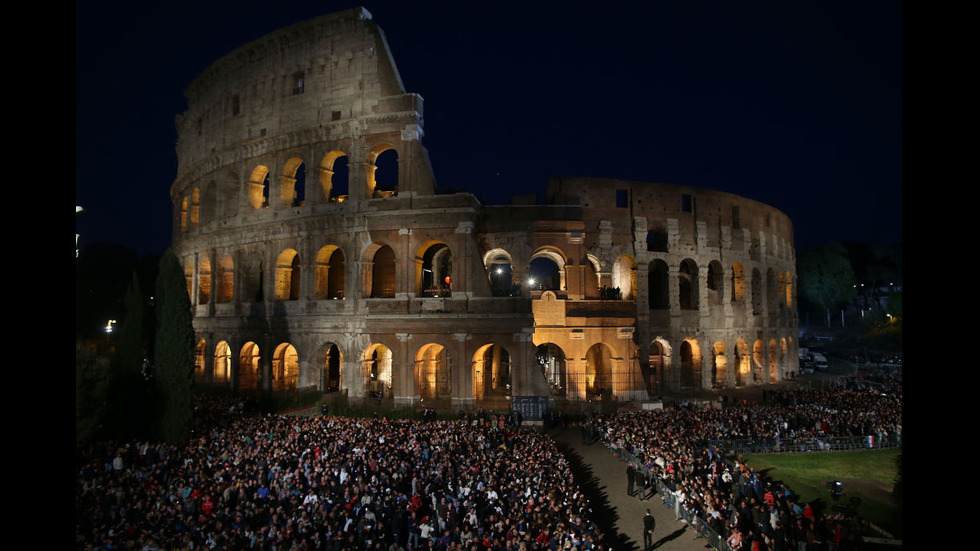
[171,7,799,414]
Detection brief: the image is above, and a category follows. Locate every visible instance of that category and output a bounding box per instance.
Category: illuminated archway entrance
[361,344,392,398]
[585,343,614,400]
[272,343,299,391]
[239,342,261,390]
[535,343,567,398]
[473,344,512,401]
[416,344,450,401]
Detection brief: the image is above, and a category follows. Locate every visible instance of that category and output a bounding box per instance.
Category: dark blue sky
[76,1,901,257]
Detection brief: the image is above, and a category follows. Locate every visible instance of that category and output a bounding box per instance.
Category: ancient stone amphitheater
[170,7,798,413]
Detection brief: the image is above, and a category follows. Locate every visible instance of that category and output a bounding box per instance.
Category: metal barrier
[707,432,901,454]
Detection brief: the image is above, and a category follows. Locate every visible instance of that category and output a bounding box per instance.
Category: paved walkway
[549,426,712,551]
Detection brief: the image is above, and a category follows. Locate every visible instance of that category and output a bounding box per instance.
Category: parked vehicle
[813,353,829,371]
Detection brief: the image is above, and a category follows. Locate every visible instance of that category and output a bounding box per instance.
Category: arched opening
[319,150,350,202]
[735,339,750,386]
[416,343,450,401]
[189,188,200,229]
[323,343,343,393]
[535,343,567,398]
[370,245,396,298]
[214,341,230,383]
[707,260,724,306]
[611,255,636,300]
[247,165,270,209]
[585,343,614,400]
[275,249,301,301]
[711,341,727,388]
[314,245,345,300]
[281,158,306,207]
[198,258,211,305]
[583,255,601,299]
[368,146,398,198]
[217,255,234,303]
[648,259,670,310]
[194,339,206,383]
[418,242,453,297]
[751,268,763,315]
[272,343,299,391]
[180,196,188,232]
[784,271,794,309]
[528,256,561,291]
[646,225,668,252]
[678,259,699,310]
[486,250,516,297]
[239,342,261,390]
[473,344,512,400]
[731,262,746,303]
[679,339,702,390]
[362,344,392,398]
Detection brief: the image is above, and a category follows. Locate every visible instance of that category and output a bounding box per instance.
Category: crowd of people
[590,372,902,551]
[76,370,900,551]
[76,399,607,551]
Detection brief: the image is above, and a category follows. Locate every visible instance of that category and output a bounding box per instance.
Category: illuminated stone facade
[171,8,799,410]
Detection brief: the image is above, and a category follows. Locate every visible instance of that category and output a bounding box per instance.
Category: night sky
[75,1,902,258]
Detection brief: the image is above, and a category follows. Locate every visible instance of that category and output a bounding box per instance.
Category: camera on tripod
[827,480,844,502]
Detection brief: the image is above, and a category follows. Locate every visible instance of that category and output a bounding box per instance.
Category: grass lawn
[743,448,901,538]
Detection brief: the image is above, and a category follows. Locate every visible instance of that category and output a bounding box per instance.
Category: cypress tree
[154,251,195,445]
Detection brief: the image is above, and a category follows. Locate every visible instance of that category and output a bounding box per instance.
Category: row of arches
[193,333,796,398]
[178,146,400,232]
[186,241,793,314]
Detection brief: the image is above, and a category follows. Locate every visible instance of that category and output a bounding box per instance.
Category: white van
[813,353,829,371]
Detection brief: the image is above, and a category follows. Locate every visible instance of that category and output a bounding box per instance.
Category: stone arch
[314,245,346,300]
[731,262,746,303]
[751,268,763,314]
[364,243,396,298]
[416,241,453,297]
[784,270,794,309]
[318,342,344,393]
[247,164,270,209]
[319,150,350,202]
[194,338,206,383]
[361,343,393,397]
[711,341,727,387]
[242,252,263,302]
[180,195,189,232]
[611,255,636,300]
[648,338,671,395]
[707,260,724,306]
[735,339,751,386]
[239,341,261,390]
[535,343,567,398]
[217,254,234,303]
[472,344,512,400]
[584,342,614,400]
[678,259,699,310]
[188,187,200,229]
[214,341,231,383]
[646,223,668,252]
[752,339,765,384]
[274,249,301,301]
[281,157,306,207]
[415,343,450,401]
[198,257,211,304]
[484,249,515,297]
[367,144,398,198]
[183,259,194,302]
[529,247,567,291]
[648,259,670,309]
[679,339,702,389]
[272,342,299,391]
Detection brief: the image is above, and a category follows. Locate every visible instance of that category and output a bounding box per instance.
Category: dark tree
[105,271,152,440]
[798,243,856,327]
[154,251,195,445]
